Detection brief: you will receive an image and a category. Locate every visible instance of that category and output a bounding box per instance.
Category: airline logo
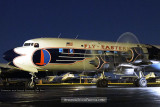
[84,44,130,51]
[33,49,51,66]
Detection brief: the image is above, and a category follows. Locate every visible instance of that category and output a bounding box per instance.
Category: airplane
[0,37,160,88]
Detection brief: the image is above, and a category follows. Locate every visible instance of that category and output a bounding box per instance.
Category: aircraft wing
[0,63,18,69]
[0,63,38,74]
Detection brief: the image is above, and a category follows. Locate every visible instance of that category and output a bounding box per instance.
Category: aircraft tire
[96,79,108,87]
[101,79,108,87]
[25,80,36,89]
[134,78,147,87]
[96,80,101,87]
[133,79,139,87]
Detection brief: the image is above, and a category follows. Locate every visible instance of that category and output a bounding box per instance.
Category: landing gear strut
[25,73,36,89]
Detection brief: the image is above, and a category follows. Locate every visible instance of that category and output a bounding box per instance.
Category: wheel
[2,81,9,87]
[101,79,108,87]
[134,78,147,87]
[96,80,101,87]
[96,79,108,87]
[133,78,139,87]
[25,80,36,89]
[139,78,147,87]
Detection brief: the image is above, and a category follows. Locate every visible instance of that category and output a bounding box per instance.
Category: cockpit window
[24,43,39,48]
[24,43,31,46]
[34,43,39,48]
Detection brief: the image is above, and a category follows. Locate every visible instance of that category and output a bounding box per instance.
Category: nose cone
[3,49,19,62]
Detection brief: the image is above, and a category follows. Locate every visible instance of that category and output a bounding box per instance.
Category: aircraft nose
[3,49,19,62]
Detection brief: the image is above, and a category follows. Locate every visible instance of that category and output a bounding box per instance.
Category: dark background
[0,0,160,62]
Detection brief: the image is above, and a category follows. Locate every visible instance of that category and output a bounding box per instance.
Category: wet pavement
[0,85,160,107]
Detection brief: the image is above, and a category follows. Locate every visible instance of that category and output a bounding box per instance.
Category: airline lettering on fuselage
[84,44,130,51]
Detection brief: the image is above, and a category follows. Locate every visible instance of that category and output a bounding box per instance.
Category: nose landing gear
[25,73,37,89]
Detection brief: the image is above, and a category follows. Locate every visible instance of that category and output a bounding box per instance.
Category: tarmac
[0,84,160,107]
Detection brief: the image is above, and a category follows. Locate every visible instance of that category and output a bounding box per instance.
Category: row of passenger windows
[23,43,39,48]
[97,50,118,54]
[59,48,74,53]
[59,48,118,54]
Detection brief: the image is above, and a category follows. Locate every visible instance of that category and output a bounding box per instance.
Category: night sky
[0,0,160,62]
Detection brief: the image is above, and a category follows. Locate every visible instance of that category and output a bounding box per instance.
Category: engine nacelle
[119,47,149,63]
[115,66,135,75]
[127,47,144,62]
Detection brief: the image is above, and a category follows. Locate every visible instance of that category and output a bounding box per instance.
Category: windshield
[23,43,39,48]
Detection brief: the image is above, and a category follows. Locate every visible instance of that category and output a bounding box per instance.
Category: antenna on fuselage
[75,35,79,39]
[58,33,61,38]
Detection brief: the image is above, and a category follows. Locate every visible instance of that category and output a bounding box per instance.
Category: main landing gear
[96,71,147,88]
[96,71,109,87]
[134,71,147,87]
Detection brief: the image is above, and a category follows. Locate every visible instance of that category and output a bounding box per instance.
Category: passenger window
[70,49,74,53]
[85,50,92,54]
[59,48,63,53]
[114,51,118,54]
[68,49,74,56]
[34,43,39,48]
[98,50,103,54]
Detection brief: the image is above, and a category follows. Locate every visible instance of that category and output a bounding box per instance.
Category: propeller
[114,32,145,64]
